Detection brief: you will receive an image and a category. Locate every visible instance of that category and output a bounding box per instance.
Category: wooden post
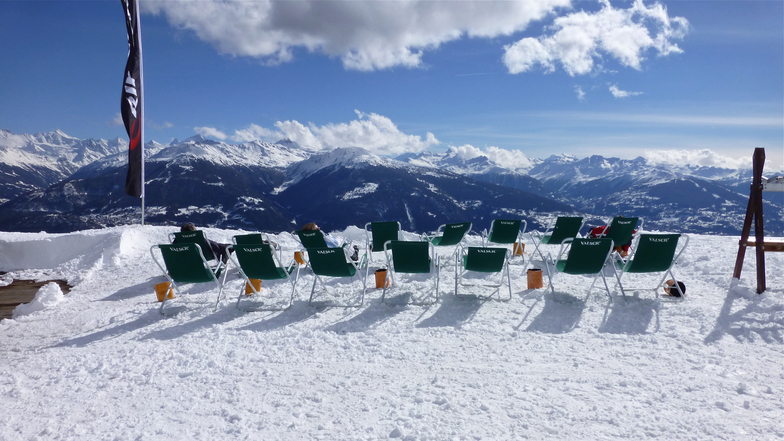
[732,148,775,294]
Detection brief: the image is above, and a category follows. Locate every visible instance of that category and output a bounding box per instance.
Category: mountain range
[1,129,781,236]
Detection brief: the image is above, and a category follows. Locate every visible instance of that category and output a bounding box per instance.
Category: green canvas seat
[365,221,401,264]
[427,222,472,247]
[305,247,368,307]
[233,232,283,263]
[455,246,512,301]
[294,229,346,267]
[615,233,688,299]
[150,243,230,315]
[530,216,585,263]
[381,240,440,305]
[543,237,621,302]
[230,243,301,311]
[423,222,472,265]
[169,230,226,276]
[593,216,644,258]
[482,218,527,262]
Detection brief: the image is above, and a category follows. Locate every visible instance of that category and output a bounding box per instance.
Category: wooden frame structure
[732,148,784,294]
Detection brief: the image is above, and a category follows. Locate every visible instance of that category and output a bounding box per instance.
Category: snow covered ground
[1,225,782,440]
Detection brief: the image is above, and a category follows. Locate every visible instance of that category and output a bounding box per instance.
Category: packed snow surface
[1,225,782,440]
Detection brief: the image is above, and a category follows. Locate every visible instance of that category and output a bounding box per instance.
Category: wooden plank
[0,279,71,321]
[744,241,784,252]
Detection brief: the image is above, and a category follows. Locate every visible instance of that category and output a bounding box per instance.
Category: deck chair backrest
[233,233,265,244]
[604,217,639,246]
[308,247,356,277]
[170,230,217,261]
[386,240,431,273]
[547,217,584,244]
[625,234,681,273]
[233,243,287,280]
[296,230,329,249]
[367,222,401,252]
[159,244,216,283]
[464,247,508,273]
[487,219,523,244]
[433,222,472,246]
[561,238,614,274]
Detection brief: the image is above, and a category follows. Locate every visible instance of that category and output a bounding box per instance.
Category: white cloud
[575,85,586,100]
[232,111,439,155]
[503,0,689,76]
[194,126,228,140]
[143,0,570,71]
[643,149,749,169]
[110,113,124,127]
[452,144,535,170]
[609,84,643,98]
[231,124,284,143]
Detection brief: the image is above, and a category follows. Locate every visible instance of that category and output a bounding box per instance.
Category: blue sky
[1,0,782,168]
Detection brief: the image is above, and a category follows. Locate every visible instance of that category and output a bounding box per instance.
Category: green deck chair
[615,233,688,299]
[381,240,440,305]
[594,216,644,258]
[150,243,230,315]
[169,230,226,276]
[423,222,472,264]
[233,232,283,264]
[544,238,621,302]
[530,216,585,263]
[455,246,512,301]
[365,221,401,264]
[230,243,301,311]
[294,229,344,267]
[483,219,528,262]
[305,247,368,307]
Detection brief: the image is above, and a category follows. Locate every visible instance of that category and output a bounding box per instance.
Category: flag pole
[136,0,145,225]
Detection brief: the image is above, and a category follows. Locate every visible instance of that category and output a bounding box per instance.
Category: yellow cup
[155,282,174,302]
[245,278,262,295]
[374,269,390,289]
[294,251,306,265]
[513,241,525,256]
[527,269,543,289]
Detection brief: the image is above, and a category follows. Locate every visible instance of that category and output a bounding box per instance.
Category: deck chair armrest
[520,220,528,235]
[672,234,689,264]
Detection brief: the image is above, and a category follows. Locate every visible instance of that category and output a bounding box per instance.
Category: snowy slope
[0,225,782,440]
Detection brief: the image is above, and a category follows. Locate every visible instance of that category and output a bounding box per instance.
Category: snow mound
[12,282,64,318]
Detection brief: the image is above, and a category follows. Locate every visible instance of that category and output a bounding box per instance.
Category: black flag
[121,0,144,198]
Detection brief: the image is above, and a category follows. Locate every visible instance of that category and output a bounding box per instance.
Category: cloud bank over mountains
[144,0,687,74]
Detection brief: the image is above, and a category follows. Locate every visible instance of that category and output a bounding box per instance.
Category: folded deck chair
[423,222,472,263]
[381,240,440,305]
[169,230,227,276]
[530,216,585,263]
[365,221,402,264]
[593,216,644,258]
[615,233,689,299]
[305,247,369,307]
[544,238,621,302]
[230,243,301,311]
[233,233,283,264]
[150,243,230,315]
[483,219,527,262]
[455,246,512,301]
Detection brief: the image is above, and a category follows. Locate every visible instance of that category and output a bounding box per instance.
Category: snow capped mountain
[281,147,401,191]
[0,129,126,203]
[0,129,781,235]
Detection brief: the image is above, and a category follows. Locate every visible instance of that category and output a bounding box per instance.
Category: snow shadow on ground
[523,293,585,333]
[54,309,161,348]
[99,276,161,302]
[235,301,321,333]
[140,307,240,341]
[704,285,784,344]
[598,297,660,334]
[415,294,483,328]
[326,300,409,334]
